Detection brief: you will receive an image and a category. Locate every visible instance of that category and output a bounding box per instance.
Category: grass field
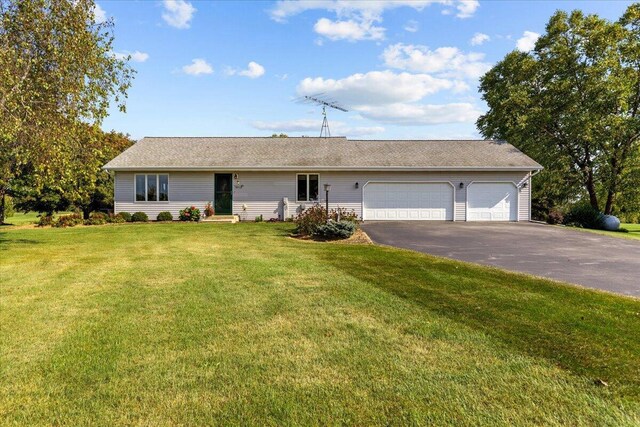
[570,223,640,241]
[2,211,73,226]
[1,223,639,425]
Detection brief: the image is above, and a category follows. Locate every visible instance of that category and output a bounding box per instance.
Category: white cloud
[314,17,385,41]
[226,61,266,78]
[381,43,491,79]
[270,1,478,43]
[470,32,490,46]
[93,3,107,23]
[404,20,419,33]
[516,31,540,52]
[456,0,479,18]
[240,61,265,78]
[297,70,456,106]
[182,58,213,76]
[269,1,433,23]
[358,103,482,125]
[251,119,384,137]
[162,0,196,29]
[113,50,149,63]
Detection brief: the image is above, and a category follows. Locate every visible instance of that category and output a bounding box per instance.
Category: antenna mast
[320,106,330,137]
[300,95,348,138]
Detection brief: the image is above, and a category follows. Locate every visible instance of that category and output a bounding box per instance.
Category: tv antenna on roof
[297,94,348,138]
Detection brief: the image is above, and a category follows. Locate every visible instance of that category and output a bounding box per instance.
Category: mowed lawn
[1,223,639,425]
[572,223,640,241]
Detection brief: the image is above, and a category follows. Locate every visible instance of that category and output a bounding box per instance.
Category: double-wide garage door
[363,181,518,221]
[363,182,454,221]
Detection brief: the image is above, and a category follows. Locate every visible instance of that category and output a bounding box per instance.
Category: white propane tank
[601,215,620,231]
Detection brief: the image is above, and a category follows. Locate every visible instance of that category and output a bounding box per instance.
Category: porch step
[201,215,239,223]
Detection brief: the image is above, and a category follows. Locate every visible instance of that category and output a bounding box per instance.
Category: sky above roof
[100,0,633,140]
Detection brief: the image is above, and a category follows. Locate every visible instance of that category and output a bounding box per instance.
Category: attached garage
[363,182,454,221]
[105,137,543,222]
[467,182,518,221]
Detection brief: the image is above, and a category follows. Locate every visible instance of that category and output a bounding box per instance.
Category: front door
[214,174,233,215]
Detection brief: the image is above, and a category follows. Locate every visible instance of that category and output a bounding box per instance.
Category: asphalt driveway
[361,221,640,297]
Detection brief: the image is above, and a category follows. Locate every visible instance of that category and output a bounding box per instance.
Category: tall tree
[477,4,640,215]
[0,0,133,223]
[13,127,134,218]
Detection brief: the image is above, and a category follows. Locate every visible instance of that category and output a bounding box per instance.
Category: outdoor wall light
[234,173,238,180]
[522,182,528,188]
[459,182,464,189]
[355,182,359,189]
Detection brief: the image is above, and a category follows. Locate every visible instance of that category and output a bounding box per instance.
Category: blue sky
[99,0,634,140]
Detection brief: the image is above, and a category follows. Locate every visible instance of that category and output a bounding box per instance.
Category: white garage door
[467,182,517,221]
[363,182,454,221]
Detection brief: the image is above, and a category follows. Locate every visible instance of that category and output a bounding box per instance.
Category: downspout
[528,169,541,221]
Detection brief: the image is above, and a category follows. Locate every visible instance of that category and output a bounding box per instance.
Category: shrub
[563,203,604,229]
[37,215,54,227]
[331,207,359,224]
[294,204,327,235]
[131,211,149,222]
[314,220,356,239]
[204,202,215,217]
[546,208,564,225]
[53,213,83,228]
[294,204,359,236]
[255,215,263,222]
[618,211,639,224]
[179,206,200,221]
[84,212,107,226]
[107,213,125,224]
[118,212,132,222]
[157,211,173,221]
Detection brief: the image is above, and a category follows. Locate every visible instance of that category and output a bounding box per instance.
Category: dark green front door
[214,174,233,215]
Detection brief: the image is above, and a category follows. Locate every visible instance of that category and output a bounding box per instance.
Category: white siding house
[105,137,542,222]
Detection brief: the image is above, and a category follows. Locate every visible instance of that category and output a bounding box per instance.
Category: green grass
[1,223,639,425]
[566,223,640,241]
[2,211,73,226]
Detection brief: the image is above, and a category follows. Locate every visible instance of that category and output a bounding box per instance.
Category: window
[159,175,169,201]
[135,174,169,202]
[297,174,319,202]
[147,174,157,201]
[135,175,146,201]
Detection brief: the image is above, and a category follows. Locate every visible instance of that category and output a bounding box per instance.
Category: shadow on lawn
[319,244,640,401]
[0,235,42,248]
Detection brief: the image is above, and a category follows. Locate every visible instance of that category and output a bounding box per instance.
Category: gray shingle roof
[103,137,542,170]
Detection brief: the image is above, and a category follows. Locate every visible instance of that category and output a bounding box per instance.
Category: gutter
[103,165,544,172]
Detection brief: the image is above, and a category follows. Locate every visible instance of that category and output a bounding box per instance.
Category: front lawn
[2,211,73,227]
[1,223,639,425]
[564,222,640,241]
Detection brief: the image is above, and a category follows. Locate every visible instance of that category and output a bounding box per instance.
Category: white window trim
[134,173,170,203]
[296,173,320,203]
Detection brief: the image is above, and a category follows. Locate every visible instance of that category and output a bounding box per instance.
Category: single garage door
[467,182,517,221]
[363,182,454,221]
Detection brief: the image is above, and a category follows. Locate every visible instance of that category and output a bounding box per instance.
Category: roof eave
[103,165,543,172]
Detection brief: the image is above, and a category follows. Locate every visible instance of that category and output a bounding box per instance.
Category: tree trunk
[604,190,615,215]
[585,167,599,212]
[0,191,5,225]
[83,207,90,220]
